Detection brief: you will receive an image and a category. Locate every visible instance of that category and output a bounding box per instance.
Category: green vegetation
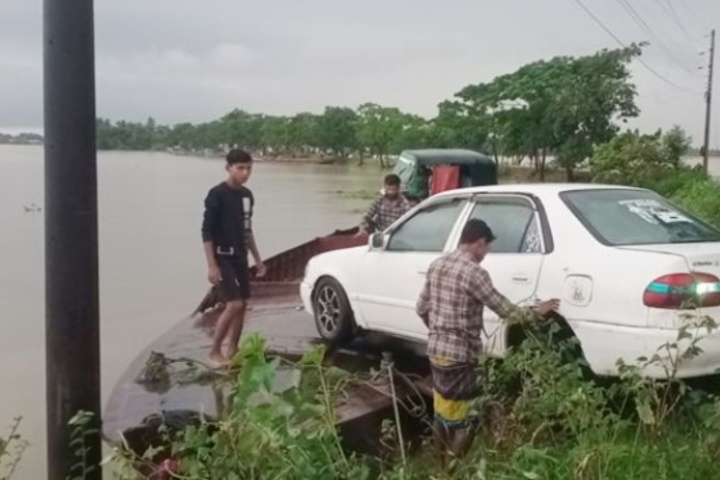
[0,417,27,480]
[92,312,720,480]
[0,132,43,145]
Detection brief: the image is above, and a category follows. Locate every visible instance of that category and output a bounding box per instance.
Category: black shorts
[216,256,251,302]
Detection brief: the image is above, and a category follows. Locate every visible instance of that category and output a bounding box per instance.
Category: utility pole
[44,0,102,478]
[702,29,715,174]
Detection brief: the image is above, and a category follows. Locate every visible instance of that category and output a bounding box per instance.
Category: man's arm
[470,268,539,324]
[416,274,431,328]
[245,191,265,277]
[201,190,221,285]
[402,196,414,212]
[470,268,515,317]
[246,231,265,276]
[358,198,381,234]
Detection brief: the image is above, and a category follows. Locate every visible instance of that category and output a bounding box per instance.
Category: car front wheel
[313,277,356,344]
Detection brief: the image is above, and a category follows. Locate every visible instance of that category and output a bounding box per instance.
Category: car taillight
[643,273,720,309]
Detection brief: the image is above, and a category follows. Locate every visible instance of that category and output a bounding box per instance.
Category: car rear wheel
[313,277,356,344]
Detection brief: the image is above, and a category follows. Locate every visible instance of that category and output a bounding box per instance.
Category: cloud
[0,0,717,144]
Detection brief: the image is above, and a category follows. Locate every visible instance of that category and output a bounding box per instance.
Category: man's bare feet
[208,351,229,368]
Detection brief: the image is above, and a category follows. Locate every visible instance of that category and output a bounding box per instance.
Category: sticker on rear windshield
[619,199,691,225]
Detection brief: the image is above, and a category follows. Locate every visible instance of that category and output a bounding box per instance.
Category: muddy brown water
[0,145,379,479]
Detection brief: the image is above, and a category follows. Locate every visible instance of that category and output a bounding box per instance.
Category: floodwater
[0,145,379,479]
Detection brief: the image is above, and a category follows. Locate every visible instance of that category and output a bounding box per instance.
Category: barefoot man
[201,149,266,367]
[417,219,559,459]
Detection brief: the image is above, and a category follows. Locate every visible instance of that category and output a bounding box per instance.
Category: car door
[355,196,470,339]
[465,194,548,357]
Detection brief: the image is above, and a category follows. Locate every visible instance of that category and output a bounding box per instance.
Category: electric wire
[657,0,702,49]
[616,0,697,75]
[573,0,699,95]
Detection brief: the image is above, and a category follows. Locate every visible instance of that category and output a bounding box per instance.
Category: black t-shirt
[201,182,254,257]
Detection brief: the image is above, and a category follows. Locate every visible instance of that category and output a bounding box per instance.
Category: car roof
[432,182,647,199]
[400,149,494,166]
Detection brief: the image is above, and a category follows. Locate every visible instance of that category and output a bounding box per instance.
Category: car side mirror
[370,232,387,250]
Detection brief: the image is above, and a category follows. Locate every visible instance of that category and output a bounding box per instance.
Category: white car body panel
[301,183,720,379]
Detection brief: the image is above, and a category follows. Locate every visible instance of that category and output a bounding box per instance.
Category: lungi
[430,357,481,429]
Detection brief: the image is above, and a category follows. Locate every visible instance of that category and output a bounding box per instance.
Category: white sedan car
[300,184,720,378]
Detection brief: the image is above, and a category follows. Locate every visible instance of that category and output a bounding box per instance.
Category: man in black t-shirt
[201,149,265,367]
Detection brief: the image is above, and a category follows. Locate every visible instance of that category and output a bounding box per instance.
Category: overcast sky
[1,0,717,146]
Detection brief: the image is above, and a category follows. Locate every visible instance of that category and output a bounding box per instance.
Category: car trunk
[619,243,720,275]
[619,242,720,328]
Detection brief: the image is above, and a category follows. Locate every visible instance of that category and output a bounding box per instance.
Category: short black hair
[384,174,401,186]
[226,149,253,165]
[459,219,496,244]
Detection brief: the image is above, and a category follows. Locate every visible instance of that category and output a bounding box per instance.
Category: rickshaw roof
[399,149,494,166]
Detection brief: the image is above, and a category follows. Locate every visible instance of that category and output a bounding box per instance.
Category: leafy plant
[0,417,27,480]
[67,411,99,480]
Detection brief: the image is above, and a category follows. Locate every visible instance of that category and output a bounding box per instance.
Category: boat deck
[103,293,433,456]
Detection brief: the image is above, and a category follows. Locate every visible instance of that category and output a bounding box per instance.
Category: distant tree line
[88,43,713,178]
[0,132,43,145]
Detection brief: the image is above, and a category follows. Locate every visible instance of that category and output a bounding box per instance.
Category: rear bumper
[574,320,720,379]
[300,281,314,316]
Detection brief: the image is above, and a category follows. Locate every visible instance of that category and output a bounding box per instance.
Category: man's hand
[354,228,367,238]
[208,264,222,285]
[535,298,560,316]
[255,262,267,278]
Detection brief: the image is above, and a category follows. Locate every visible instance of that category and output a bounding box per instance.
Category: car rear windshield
[560,189,720,246]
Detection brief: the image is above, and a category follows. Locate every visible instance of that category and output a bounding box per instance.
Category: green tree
[433,98,491,153]
[220,109,264,150]
[390,114,435,152]
[550,46,641,179]
[661,125,692,169]
[260,116,290,154]
[452,45,641,180]
[287,113,321,155]
[317,107,358,158]
[590,126,693,185]
[355,103,408,167]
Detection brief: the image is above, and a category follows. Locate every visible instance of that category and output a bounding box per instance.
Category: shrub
[670,177,720,228]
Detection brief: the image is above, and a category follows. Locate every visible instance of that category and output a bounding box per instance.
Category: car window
[386,199,466,252]
[469,198,540,253]
[561,189,720,246]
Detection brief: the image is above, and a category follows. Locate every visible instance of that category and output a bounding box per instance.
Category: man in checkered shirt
[417,218,559,459]
[357,174,412,235]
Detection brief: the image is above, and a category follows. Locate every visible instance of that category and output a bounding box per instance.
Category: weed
[0,417,27,480]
